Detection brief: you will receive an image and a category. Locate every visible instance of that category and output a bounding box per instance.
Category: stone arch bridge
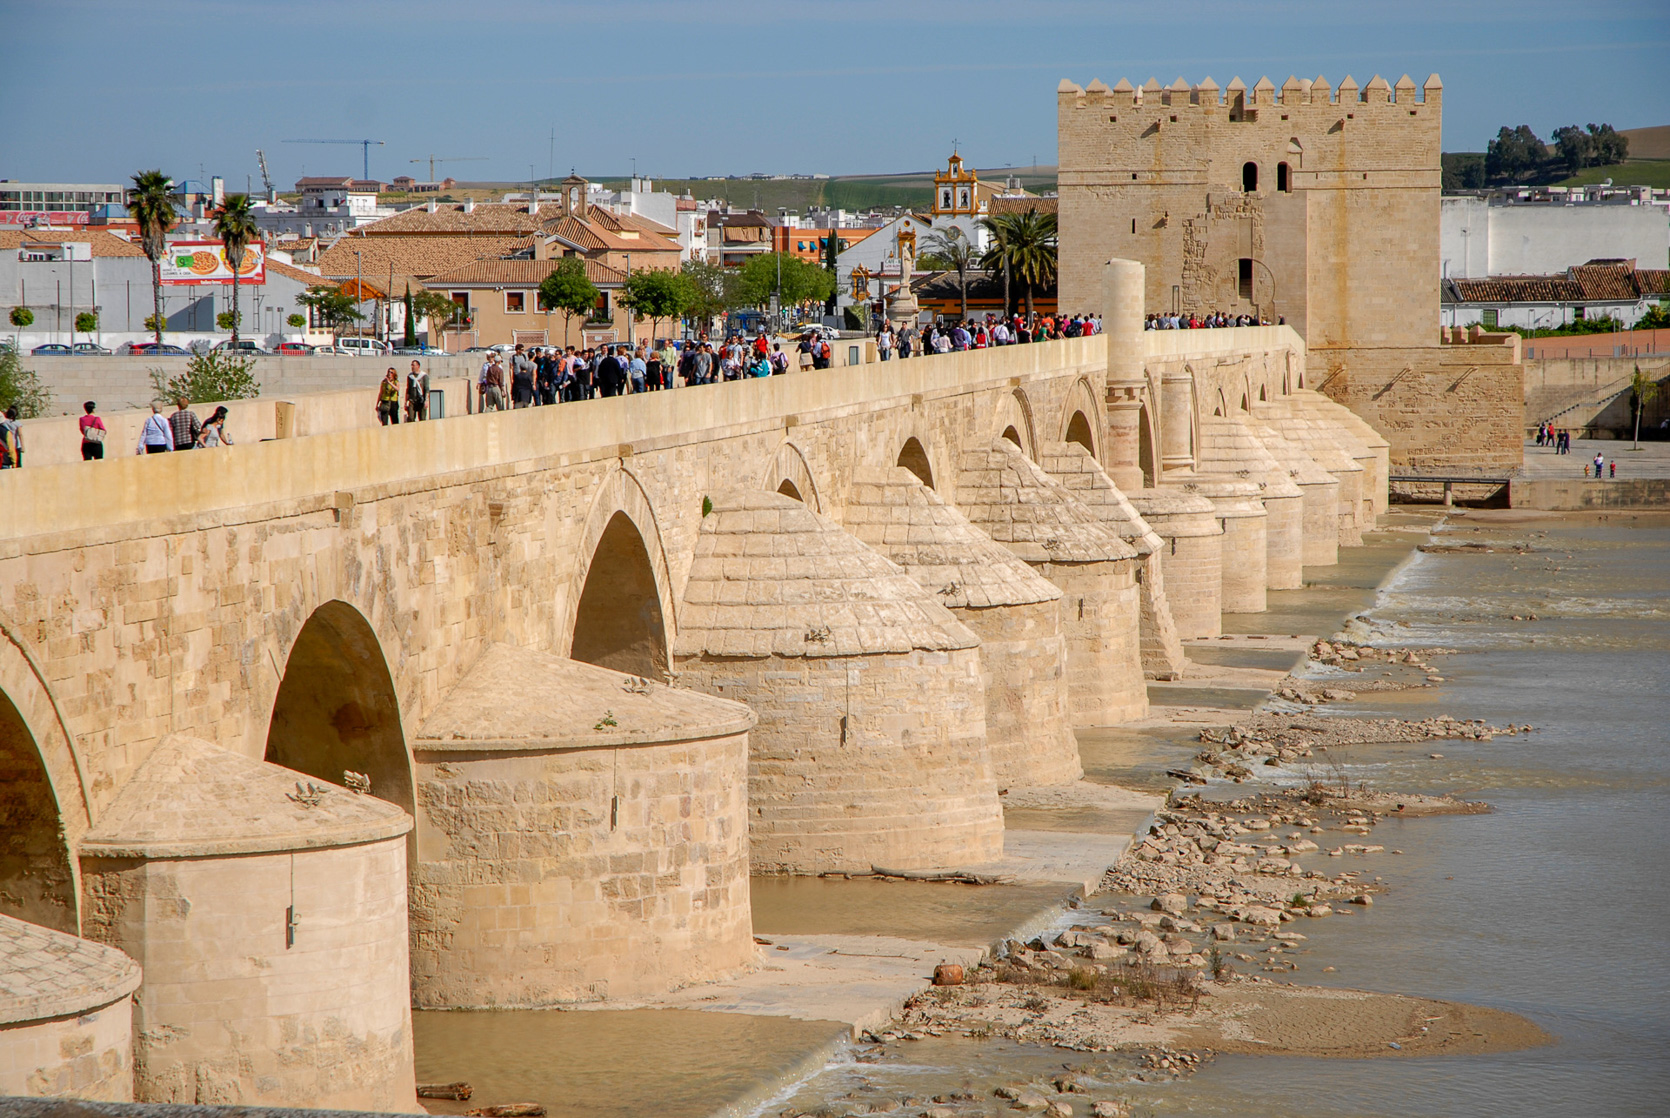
[0,261,1388,1108]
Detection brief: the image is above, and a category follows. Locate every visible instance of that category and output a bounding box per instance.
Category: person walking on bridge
[138,404,172,455]
[407,360,430,421]
[169,397,202,451]
[378,369,402,425]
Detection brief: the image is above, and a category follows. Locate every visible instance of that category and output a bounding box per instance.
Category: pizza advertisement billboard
[159,240,266,285]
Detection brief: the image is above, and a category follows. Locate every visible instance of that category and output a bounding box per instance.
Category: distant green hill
[1553,160,1670,189]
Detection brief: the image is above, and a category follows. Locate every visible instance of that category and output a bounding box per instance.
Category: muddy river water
[415,510,1670,1118]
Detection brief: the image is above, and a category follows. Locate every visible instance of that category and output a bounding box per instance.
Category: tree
[979,209,1057,317]
[1587,123,1628,166]
[149,350,260,405]
[1485,126,1548,183]
[410,289,464,344]
[1628,364,1661,450]
[537,257,600,346]
[286,313,306,329]
[0,346,52,418]
[216,310,241,331]
[75,311,98,336]
[128,170,177,345]
[403,285,418,348]
[297,285,363,338]
[620,269,693,344]
[1552,125,1594,176]
[736,253,834,312]
[212,193,259,345]
[1637,303,1670,331]
[680,259,739,332]
[922,227,977,320]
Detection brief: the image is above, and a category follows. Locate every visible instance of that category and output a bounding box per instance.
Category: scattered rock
[1090,1103,1129,1118]
[933,963,965,986]
[1152,893,1189,915]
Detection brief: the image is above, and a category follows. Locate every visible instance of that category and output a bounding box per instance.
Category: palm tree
[212,194,259,346]
[922,228,977,320]
[980,209,1057,318]
[128,171,176,345]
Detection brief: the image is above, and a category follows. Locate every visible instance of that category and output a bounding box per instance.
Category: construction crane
[282,138,386,182]
[254,149,274,198]
[410,155,488,181]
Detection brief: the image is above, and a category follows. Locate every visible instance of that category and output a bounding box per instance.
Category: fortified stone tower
[1059,73,1524,471]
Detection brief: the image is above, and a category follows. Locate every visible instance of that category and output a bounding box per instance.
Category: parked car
[333,337,389,357]
[74,342,110,355]
[310,345,357,356]
[213,340,268,356]
[30,343,73,356]
[462,346,495,354]
[122,342,193,356]
[273,341,314,356]
[392,345,446,356]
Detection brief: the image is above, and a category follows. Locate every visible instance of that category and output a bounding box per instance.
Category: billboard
[0,211,92,226]
[159,240,266,285]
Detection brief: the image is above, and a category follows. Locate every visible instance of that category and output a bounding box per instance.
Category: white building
[1441,189,1670,280]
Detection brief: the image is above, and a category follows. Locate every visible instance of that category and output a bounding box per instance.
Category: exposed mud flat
[895,972,1550,1060]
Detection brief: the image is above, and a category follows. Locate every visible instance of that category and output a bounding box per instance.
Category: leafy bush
[149,350,261,404]
[75,312,98,333]
[0,347,53,418]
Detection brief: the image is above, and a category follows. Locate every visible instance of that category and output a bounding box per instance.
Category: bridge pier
[674,491,1004,875]
[406,646,756,1007]
[843,466,1081,788]
[958,441,1148,727]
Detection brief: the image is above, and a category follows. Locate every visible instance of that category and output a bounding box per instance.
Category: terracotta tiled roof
[0,228,147,257]
[356,203,546,236]
[542,213,680,255]
[425,256,626,286]
[316,234,529,282]
[1636,269,1670,296]
[1449,276,1583,304]
[265,259,340,288]
[295,176,352,188]
[987,196,1059,216]
[593,208,678,239]
[1571,264,1641,302]
[543,215,612,252]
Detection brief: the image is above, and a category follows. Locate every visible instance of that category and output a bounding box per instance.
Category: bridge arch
[1058,376,1102,461]
[564,466,675,681]
[896,436,935,489]
[265,599,415,820]
[761,440,824,513]
[1137,400,1158,487]
[0,616,85,934]
[995,387,1038,458]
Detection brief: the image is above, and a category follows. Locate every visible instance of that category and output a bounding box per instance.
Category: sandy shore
[896,971,1550,1059]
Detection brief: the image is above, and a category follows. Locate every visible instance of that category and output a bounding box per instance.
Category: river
[413,510,1670,1118]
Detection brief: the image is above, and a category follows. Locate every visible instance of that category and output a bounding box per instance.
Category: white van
[333,337,389,357]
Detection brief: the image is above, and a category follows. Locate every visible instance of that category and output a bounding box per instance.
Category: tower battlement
[1058,73,1440,109]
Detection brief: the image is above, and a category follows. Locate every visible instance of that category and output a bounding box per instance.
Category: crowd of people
[1145,311,1272,329]
[873,311,1101,358]
[1534,422,1572,454]
[0,310,1128,468]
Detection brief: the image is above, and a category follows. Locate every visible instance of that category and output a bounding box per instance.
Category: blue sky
[2,0,1665,187]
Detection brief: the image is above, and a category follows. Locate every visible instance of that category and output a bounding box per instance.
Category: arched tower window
[1276,162,1291,193]
[1242,162,1258,192]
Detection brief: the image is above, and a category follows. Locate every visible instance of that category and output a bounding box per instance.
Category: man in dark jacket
[596,346,626,397]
